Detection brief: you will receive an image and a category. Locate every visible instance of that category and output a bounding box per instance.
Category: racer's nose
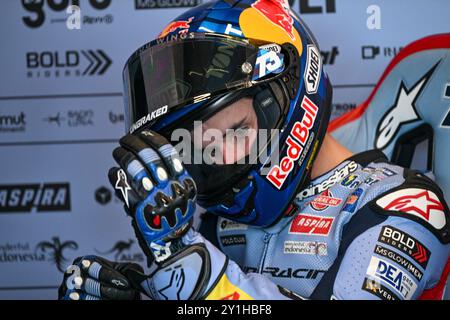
[221,129,257,164]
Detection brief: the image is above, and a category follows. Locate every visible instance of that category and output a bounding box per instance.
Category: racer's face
[191,97,258,165]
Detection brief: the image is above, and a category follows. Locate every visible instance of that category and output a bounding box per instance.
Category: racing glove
[107,130,197,265]
[58,255,144,300]
[105,130,230,300]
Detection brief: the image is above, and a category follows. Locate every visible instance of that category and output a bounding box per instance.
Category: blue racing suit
[144,150,450,300]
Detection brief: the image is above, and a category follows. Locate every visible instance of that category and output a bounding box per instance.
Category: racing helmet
[122,0,333,227]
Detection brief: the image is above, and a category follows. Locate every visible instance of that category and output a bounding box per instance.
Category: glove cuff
[141,244,212,300]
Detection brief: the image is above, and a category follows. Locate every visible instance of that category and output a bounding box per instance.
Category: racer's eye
[189,97,259,165]
[234,126,250,136]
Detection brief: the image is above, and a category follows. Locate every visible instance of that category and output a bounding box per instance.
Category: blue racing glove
[108,130,197,265]
[60,131,218,301]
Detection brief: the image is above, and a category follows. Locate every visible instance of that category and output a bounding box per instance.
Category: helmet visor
[123,34,285,133]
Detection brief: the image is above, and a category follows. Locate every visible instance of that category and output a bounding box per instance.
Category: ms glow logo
[135,0,203,9]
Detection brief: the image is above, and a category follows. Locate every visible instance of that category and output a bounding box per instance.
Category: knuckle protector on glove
[142,180,195,230]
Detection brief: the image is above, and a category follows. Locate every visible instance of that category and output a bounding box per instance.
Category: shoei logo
[266,96,318,189]
[304,45,322,94]
[129,105,168,134]
[21,0,112,29]
[0,183,71,213]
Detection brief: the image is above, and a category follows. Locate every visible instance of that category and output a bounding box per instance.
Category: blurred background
[0,0,448,299]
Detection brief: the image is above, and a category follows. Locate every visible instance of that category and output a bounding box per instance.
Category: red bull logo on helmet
[159,17,194,38]
[266,96,318,189]
[239,0,302,55]
[252,0,295,41]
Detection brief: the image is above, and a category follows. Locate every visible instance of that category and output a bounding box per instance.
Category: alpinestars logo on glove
[115,169,131,208]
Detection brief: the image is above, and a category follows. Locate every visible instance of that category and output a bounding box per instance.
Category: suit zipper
[258,233,273,273]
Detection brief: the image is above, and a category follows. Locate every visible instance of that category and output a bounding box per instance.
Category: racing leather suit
[146,149,450,300]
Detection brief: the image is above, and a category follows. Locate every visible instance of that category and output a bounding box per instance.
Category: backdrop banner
[0,0,448,299]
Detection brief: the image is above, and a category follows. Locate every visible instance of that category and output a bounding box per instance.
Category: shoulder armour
[370,169,450,244]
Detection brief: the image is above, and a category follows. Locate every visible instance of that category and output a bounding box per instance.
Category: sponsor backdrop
[0,0,448,299]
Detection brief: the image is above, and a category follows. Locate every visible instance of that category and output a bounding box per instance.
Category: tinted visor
[123,34,263,133]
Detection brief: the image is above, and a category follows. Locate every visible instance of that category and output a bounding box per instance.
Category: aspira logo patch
[289,213,334,236]
[267,96,318,189]
[0,183,71,213]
